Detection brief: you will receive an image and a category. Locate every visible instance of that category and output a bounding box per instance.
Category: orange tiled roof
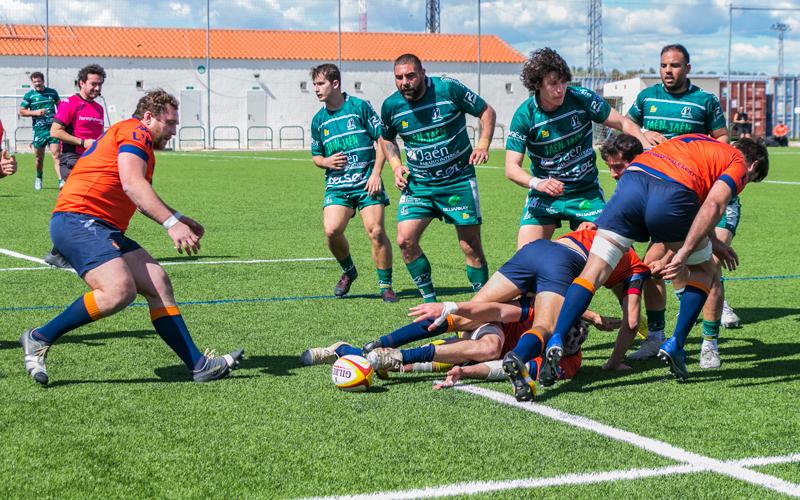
[0,24,525,63]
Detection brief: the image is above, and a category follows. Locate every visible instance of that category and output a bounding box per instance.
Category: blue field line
[2,274,799,313]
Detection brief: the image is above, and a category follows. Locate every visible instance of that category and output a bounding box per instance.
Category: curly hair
[600,134,644,163]
[520,47,571,92]
[733,138,769,183]
[77,64,106,84]
[133,89,178,119]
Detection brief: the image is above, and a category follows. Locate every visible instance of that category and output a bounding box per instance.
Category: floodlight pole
[477,0,481,95]
[726,2,732,123]
[206,0,211,149]
[338,0,342,70]
[45,0,49,83]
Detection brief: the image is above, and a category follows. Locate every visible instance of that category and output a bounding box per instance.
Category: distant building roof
[0,24,526,64]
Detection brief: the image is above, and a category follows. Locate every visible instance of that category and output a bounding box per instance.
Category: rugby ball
[331,355,374,392]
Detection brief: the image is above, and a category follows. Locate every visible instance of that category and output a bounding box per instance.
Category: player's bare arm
[710,127,729,143]
[604,109,654,148]
[504,150,564,196]
[364,142,386,197]
[19,108,47,117]
[50,122,95,149]
[469,104,496,165]
[0,150,17,178]
[381,138,408,190]
[118,152,201,255]
[603,287,640,371]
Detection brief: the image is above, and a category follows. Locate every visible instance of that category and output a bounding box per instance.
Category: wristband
[477,138,490,150]
[432,301,459,328]
[389,157,403,171]
[162,211,183,230]
[528,177,543,190]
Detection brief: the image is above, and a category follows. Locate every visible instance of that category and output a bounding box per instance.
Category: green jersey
[20,87,60,131]
[506,86,611,194]
[311,93,384,191]
[381,76,487,186]
[628,81,726,139]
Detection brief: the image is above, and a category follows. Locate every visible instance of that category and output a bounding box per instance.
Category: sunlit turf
[1,147,799,497]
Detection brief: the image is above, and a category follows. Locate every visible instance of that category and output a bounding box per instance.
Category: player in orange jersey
[544,134,768,383]
[19,89,243,385]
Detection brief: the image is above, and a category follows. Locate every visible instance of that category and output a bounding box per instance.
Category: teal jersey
[506,86,611,194]
[381,76,487,186]
[20,87,60,130]
[310,93,384,191]
[628,81,726,139]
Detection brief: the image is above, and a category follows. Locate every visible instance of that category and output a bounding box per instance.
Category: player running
[544,134,768,383]
[19,72,61,190]
[310,64,397,301]
[505,47,651,249]
[626,44,740,368]
[19,89,243,385]
[381,53,496,301]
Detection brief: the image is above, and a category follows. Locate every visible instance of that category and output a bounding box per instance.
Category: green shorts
[323,187,389,211]
[520,188,605,229]
[397,177,481,225]
[32,128,58,149]
[716,196,741,235]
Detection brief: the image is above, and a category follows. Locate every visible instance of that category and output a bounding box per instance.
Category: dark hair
[733,138,769,183]
[600,134,644,162]
[394,53,423,71]
[133,88,178,119]
[520,47,571,92]
[77,64,106,84]
[30,71,44,81]
[310,63,340,84]
[660,44,690,63]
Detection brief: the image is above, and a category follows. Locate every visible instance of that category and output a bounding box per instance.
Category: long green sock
[406,254,436,302]
[338,255,357,277]
[466,264,489,292]
[377,268,392,290]
[702,319,720,348]
[36,171,43,179]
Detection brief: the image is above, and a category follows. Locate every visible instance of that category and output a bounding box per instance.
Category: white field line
[306,452,800,500]
[455,385,800,497]
[0,248,334,272]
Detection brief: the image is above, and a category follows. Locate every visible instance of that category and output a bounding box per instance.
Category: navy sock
[335,344,363,357]
[400,344,436,364]
[151,307,203,370]
[380,319,448,348]
[672,283,709,349]
[551,279,596,346]
[36,292,100,344]
[512,330,545,363]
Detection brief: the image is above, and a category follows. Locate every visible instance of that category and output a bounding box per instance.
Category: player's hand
[83,138,96,149]
[0,150,17,178]
[661,249,689,280]
[582,310,621,331]
[576,221,598,232]
[433,366,463,390]
[409,302,455,331]
[711,238,739,271]
[323,152,348,170]
[178,215,205,239]
[393,165,409,190]
[36,109,47,117]
[536,178,564,196]
[365,173,383,197]
[167,222,201,255]
[469,147,489,165]
[643,130,667,145]
[602,360,632,371]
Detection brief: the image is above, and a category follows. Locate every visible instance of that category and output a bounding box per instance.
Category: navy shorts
[498,240,587,296]
[50,212,141,277]
[595,171,700,243]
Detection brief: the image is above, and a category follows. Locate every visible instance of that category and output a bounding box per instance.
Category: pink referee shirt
[53,94,104,155]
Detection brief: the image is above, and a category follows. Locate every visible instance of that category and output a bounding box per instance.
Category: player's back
[630,134,746,201]
[55,118,154,231]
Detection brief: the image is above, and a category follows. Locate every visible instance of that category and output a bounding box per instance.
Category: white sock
[702,338,718,349]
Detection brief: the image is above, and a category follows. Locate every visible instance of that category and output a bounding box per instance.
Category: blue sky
[2,0,799,75]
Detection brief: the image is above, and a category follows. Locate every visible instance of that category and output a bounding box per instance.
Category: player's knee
[323,225,344,240]
[396,233,417,251]
[366,224,387,243]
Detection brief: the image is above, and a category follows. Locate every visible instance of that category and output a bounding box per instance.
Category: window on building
[505,83,513,93]
[300,81,308,91]
[354,81,363,92]
[135,80,144,90]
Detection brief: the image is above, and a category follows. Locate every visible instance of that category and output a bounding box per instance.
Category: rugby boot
[300,341,351,366]
[657,337,689,381]
[44,250,72,269]
[380,287,399,303]
[627,332,664,361]
[366,347,403,375]
[334,271,358,297]
[721,301,741,328]
[192,348,244,382]
[20,328,50,385]
[501,351,537,402]
[540,334,564,387]
[699,343,721,370]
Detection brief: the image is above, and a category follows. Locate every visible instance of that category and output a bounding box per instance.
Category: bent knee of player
[471,336,502,361]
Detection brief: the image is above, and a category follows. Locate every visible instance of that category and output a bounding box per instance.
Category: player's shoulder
[436,75,466,89]
[567,85,600,100]
[637,84,661,99]
[381,90,407,112]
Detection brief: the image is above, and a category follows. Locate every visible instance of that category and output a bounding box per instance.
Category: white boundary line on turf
[306,453,800,500]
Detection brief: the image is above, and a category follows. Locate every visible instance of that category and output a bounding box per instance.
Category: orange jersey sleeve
[54,118,155,231]
[557,227,596,255]
[630,134,748,201]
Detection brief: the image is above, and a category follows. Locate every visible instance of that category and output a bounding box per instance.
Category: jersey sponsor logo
[681,106,692,118]
[590,99,602,113]
[650,105,657,113]
[541,129,550,138]
[509,131,526,142]
[441,204,469,213]
[401,120,409,129]
[464,91,478,105]
[323,129,330,136]
[400,194,425,205]
[77,116,104,124]
[570,115,580,129]
[432,107,442,122]
[407,145,450,163]
[346,118,356,130]
[326,172,364,186]
[311,139,320,148]
[369,115,382,129]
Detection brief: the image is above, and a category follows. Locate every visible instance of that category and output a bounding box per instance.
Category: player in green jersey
[381,54,497,302]
[625,44,738,368]
[505,48,651,249]
[19,72,61,190]
[310,64,397,302]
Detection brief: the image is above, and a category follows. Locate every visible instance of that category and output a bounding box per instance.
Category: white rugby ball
[331,355,374,392]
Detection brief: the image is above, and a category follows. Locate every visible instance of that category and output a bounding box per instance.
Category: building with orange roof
[0,25,527,150]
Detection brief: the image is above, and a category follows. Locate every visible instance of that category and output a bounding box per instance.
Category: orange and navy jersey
[54,118,155,232]
[558,228,650,289]
[500,297,536,357]
[629,134,748,201]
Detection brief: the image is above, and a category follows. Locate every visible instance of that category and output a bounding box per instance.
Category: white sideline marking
[0,266,51,272]
[0,248,48,265]
[455,385,800,497]
[307,452,800,499]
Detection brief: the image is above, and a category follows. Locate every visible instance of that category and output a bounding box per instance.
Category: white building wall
[0,56,525,150]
